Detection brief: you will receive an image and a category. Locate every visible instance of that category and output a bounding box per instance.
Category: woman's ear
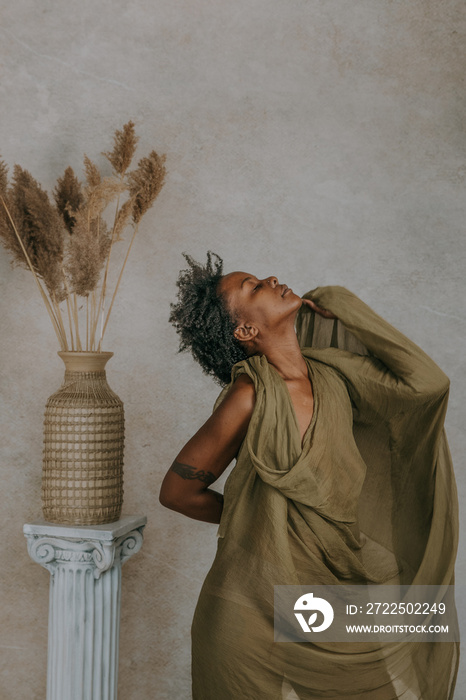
[234,324,258,343]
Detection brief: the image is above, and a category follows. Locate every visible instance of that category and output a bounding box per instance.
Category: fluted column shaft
[24,516,146,700]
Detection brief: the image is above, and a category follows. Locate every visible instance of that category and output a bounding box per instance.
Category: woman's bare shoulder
[220,372,255,416]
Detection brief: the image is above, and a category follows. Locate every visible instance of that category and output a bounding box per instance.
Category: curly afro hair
[169,251,249,385]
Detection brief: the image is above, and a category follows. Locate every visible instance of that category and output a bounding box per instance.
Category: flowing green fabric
[191,286,460,699]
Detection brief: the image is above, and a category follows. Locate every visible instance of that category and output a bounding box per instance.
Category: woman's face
[217,271,303,335]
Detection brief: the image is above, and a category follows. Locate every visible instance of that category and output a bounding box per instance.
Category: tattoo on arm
[169,460,217,486]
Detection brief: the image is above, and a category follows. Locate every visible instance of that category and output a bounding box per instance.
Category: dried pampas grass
[10,166,67,301]
[0,159,8,195]
[0,122,166,351]
[103,120,139,176]
[65,210,111,297]
[54,167,84,234]
[129,150,167,224]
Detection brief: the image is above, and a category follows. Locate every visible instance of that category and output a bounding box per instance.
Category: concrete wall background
[0,1,464,697]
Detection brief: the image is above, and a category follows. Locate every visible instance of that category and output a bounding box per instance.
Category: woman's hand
[301,297,337,319]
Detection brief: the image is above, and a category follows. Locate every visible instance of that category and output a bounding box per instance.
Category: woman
[160,252,459,700]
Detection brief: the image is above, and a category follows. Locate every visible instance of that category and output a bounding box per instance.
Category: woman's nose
[266,276,278,288]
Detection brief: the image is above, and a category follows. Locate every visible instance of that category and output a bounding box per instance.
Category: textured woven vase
[42,351,124,525]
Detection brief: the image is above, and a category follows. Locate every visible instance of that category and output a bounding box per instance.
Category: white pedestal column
[24,515,147,700]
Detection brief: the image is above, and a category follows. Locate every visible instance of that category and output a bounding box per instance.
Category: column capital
[23,515,147,579]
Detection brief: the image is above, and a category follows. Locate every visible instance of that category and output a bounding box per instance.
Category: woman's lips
[281,285,291,296]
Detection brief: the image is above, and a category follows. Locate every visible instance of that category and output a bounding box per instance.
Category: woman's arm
[300,286,449,398]
[296,286,450,428]
[159,373,255,523]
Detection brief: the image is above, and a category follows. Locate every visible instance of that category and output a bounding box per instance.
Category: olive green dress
[191,286,459,699]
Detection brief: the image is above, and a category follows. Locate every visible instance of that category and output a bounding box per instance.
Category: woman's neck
[256,326,308,380]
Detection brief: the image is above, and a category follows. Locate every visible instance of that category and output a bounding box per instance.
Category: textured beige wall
[0,1,465,698]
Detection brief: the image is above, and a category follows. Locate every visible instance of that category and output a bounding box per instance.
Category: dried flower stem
[89,291,94,350]
[52,296,69,351]
[88,295,94,350]
[65,294,74,348]
[86,295,89,351]
[61,269,75,348]
[0,196,66,349]
[99,223,139,349]
[73,293,82,351]
[92,291,98,350]
[93,182,122,348]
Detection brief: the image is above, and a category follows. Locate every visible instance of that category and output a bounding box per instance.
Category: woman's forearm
[160,488,224,524]
[159,458,226,523]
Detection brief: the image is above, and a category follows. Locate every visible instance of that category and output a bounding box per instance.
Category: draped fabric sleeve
[296,285,450,423]
[295,285,458,591]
